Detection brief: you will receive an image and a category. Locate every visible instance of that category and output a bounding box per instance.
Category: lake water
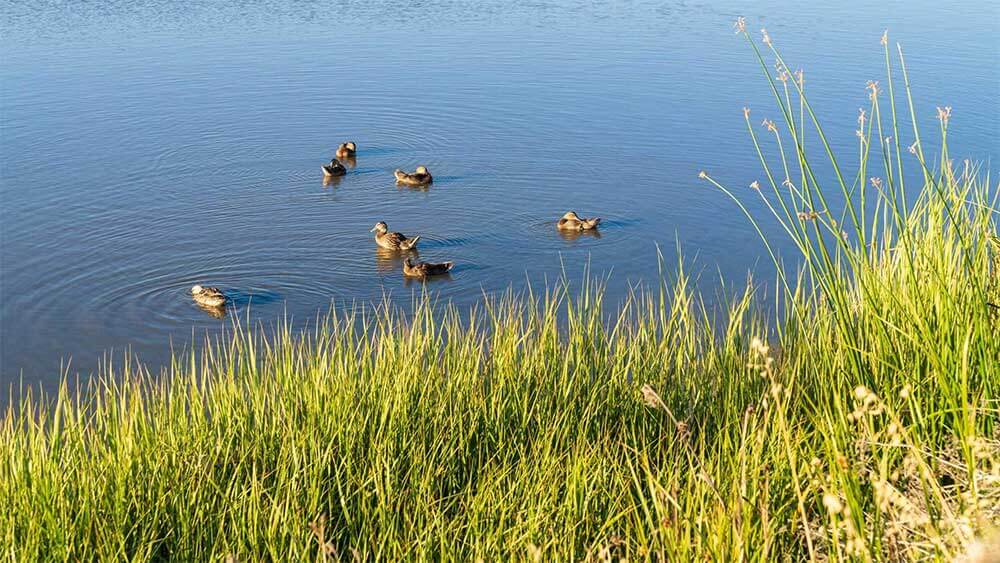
[2,0,997,389]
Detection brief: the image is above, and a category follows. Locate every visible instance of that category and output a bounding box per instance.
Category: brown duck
[556,211,601,231]
[322,158,347,177]
[394,166,433,187]
[371,221,420,251]
[336,142,357,159]
[402,257,453,278]
[191,284,226,307]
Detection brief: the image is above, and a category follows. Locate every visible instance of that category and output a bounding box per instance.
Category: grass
[3,24,999,562]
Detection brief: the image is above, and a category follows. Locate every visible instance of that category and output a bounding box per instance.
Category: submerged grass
[3,25,999,562]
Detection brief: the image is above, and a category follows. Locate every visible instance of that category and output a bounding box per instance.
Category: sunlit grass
[2,24,998,561]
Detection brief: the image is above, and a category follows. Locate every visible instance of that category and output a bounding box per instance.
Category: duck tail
[403,236,420,250]
[444,261,454,271]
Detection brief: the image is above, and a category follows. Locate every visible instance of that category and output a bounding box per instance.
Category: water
[2,0,997,389]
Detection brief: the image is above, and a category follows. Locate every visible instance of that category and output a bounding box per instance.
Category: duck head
[191,285,204,295]
[415,166,429,174]
[561,211,581,221]
[346,141,357,151]
[370,221,389,234]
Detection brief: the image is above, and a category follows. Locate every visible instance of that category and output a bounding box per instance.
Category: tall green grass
[3,25,998,561]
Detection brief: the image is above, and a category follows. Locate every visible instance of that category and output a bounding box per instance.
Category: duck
[191,285,226,307]
[336,142,357,159]
[322,158,347,177]
[556,211,601,231]
[403,257,454,278]
[371,221,420,250]
[394,166,433,187]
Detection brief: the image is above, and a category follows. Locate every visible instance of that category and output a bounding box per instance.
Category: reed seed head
[866,80,880,101]
[823,493,844,515]
[734,16,746,33]
[640,384,663,409]
[936,106,952,125]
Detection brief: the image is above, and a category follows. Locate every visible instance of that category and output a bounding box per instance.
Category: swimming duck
[336,142,357,159]
[394,166,433,187]
[557,211,601,231]
[322,158,347,177]
[403,257,453,278]
[371,221,420,250]
[191,285,226,307]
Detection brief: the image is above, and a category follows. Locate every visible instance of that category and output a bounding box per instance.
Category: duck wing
[385,232,409,247]
[426,262,453,275]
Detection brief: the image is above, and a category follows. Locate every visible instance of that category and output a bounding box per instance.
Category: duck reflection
[557,228,602,242]
[340,155,357,168]
[322,174,343,187]
[375,246,417,274]
[196,302,227,319]
[403,271,454,287]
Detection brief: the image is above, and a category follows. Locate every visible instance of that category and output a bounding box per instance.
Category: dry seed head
[899,384,911,399]
[782,178,794,189]
[761,118,778,133]
[760,28,772,45]
[698,170,708,179]
[908,141,919,154]
[858,108,867,127]
[675,420,690,438]
[881,30,888,46]
[749,180,760,190]
[797,210,819,221]
[742,106,751,119]
[750,336,769,355]
[734,16,746,33]
[775,62,790,82]
[866,80,880,101]
[795,69,804,86]
[854,385,870,400]
[870,177,883,189]
[936,106,952,124]
[640,384,663,409]
[823,493,844,515]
